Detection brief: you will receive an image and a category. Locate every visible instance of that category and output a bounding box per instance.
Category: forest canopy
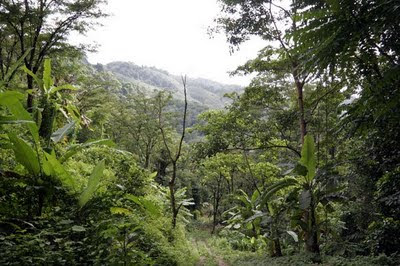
[0,0,399,265]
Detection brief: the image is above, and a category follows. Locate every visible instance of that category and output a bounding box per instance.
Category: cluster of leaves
[0,56,198,265]
[194,0,400,261]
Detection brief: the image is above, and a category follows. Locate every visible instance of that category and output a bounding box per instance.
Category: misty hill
[96,61,242,109]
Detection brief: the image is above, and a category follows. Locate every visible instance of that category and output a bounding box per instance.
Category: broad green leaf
[125,194,160,217]
[79,160,105,207]
[251,189,260,203]
[237,189,251,205]
[0,91,39,143]
[110,207,132,215]
[175,187,187,198]
[259,178,298,207]
[51,121,75,143]
[21,65,43,89]
[44,152,78,191]
[287,230,299,242]
[72,225,86,232]
[65,104,81,121]
[59,220,73,225]
[42,157,53,177]
[149,171,158,179]
[0,91,24,103]
[0,48,32,88]
[43,59,53,91]
[49,84,78,94]
[268,202,275,215]
[125,194,142,206]
[61,139,115,162]
[8,133,40,176]
[180,198,195,206]
[300,134,316,182]
[244,211,267,223]
[0,116,35,125]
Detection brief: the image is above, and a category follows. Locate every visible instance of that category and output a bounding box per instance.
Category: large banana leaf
[0,91,39,143]
[21,66,43,90]
[44,151,78,191]
[48,84,78,95]
[43,59,53,91]
[0,116,35,125]
[125,194,160,217]
[79,160,105,207]
[300,134,316,182]
[8,133,40,176]
[51,121,75,143]
[259,178,298,207]
[61,139,115,162]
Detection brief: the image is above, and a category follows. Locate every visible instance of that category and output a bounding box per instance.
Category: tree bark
[273,238,283,257]
[39,99,56,147]
[158,77,188,228]
[27,74,34,112]
[305,196,320,255]
[170,163,178,228]
[293,67,307,144]
[212,174,222,234]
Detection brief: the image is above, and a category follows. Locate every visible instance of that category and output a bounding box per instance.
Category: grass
[185,217,398,266]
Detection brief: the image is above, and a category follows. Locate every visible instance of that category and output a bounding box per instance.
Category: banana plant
[223,136,343,257]
[290,134,344,257]
[22,58,78,147]
[224,178,297,257]
[0,59,114,216]
[296,135,321,254]
[224,189,259,233]
[156,185,194,224]
[0,91,108,212]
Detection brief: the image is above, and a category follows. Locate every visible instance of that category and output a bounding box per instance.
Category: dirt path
[193,235,229,266]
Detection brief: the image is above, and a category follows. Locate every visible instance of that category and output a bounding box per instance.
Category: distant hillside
[95,61,242,109]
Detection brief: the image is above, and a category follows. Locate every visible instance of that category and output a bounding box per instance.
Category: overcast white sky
[70,0,265,86]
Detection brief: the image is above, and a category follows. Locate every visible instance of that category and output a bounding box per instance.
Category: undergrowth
[187,218,399,266]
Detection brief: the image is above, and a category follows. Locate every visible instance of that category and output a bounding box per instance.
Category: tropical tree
[0,0,107,110]
[214,0,317,144]
[157,76,188,228]
[294,0,400,254]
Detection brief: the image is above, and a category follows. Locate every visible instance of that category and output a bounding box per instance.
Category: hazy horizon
[69,0,265,86]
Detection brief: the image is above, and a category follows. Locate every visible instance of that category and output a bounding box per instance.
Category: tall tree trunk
[212,189,217,234]
[305,196,320,256]
[27,74,34,112]
[273,238,283,257]
[212,176,221,234]
[170,163,177,228]
[39,98,56,148]
[158,76,187,229]
[144,150,150,169]
[293,64,307,144]
[295,78,306,144]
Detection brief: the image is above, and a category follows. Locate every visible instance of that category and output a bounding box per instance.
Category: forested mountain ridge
[95,61,242,109]
[1,0,400,265]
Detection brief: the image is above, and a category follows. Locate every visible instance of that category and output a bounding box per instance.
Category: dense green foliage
[1,0,399,265]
